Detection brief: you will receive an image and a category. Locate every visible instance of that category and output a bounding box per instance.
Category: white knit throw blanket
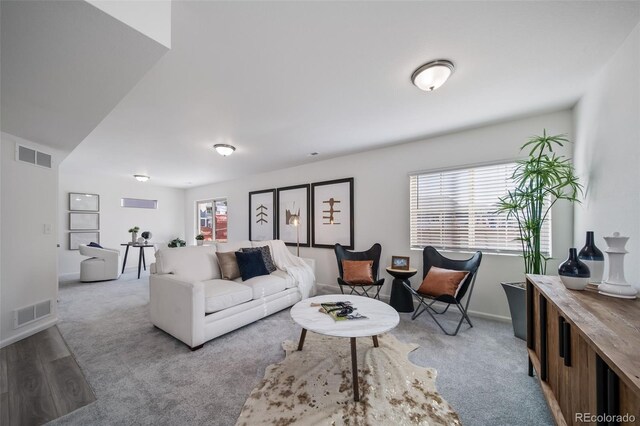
[266,240,316,299]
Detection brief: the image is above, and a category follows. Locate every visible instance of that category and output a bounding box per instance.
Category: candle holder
[598,232,637,299]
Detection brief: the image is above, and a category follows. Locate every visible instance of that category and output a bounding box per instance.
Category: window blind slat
[409,162,551,255]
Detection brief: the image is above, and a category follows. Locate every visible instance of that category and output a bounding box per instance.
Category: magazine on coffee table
[312,301,368,321]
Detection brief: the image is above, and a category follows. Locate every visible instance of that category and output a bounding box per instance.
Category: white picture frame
[69,232,100,250]
[69,213,99,230]
[69,193,99,211]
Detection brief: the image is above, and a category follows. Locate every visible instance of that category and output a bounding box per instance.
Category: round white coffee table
[290,294,400,401]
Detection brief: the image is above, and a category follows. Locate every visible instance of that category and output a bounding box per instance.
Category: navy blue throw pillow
[88,242,103,249]
[235,250,269,281]
[241,246,277,273]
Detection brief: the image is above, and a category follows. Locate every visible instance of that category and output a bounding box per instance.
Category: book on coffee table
[318,302,368,321]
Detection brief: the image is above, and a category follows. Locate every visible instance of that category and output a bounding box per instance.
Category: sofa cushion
[155,246,220,281]
[235,250,269,281]
[203,279,253,313]
[270,269,297,289]
[241,246,277,273]
[216,251,241,280]
[417,267,469,298]
[216,240,252,253]
[342,260,374,284]
[240,273,287,299]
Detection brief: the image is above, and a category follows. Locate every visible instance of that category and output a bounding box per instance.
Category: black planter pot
[501,281,526,340]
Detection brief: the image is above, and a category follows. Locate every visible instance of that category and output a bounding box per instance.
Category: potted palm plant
[496,130,582,340]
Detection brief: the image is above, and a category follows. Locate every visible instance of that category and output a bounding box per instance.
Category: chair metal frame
[334,243,385,299]
[402,246,482,336]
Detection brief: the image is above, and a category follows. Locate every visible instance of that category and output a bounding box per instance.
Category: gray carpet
[52,271,552,425]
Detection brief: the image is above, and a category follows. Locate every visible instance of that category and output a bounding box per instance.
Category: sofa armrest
[149,274,205,349]
[301,257,316,275]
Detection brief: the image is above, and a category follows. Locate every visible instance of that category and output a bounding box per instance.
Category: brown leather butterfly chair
[403,246,482,336]
[334,243,385,299]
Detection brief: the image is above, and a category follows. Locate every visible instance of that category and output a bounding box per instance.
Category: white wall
[1,133,62,347]
[573,22,640,290]
[88,0,172,48]
[185,110,575,320]
[57,172,185,276]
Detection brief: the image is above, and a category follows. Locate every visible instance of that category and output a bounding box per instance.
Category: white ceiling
[59,1,640,187]
[0,0,168,152]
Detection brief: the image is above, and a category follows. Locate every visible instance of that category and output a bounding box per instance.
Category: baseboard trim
[313,282,511,323]
[0,316,58,348]
[467,310,511,323]
[58,272,80,281]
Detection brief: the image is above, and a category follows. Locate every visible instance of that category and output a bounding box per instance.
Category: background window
[214,199,228,242]
[409,163,551,255]
[196,198,228,242]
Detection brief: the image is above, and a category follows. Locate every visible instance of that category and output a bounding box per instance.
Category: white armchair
[79,244,121,282]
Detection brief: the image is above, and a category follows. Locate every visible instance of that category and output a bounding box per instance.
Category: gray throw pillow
[241,246,277,273]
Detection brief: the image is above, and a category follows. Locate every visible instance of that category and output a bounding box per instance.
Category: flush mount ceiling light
[411,59,455,92]
[134,174,150,182]
[213,144,236,156]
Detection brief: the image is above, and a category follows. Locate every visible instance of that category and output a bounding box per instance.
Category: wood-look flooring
[0,326,95,426]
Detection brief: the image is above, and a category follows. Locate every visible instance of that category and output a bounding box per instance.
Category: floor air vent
[14,300,52,329]
[16,144,52,169]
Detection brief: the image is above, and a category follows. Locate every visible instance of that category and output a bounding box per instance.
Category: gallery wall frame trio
[249,177,354,250]
[68,192,101,250]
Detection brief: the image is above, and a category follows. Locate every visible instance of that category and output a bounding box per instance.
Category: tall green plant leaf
[495,130,583,274]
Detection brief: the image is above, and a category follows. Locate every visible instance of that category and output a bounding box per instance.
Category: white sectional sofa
[149,240,316,350]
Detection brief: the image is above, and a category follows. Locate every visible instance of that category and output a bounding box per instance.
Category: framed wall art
[69,193,100,211]
[276,184,310,247]
[69,212,100,230]
[249,189,276,241]
[311,177,354,249]
[69,232,100,250]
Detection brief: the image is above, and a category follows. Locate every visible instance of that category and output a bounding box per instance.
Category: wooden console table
[526,274,640,425]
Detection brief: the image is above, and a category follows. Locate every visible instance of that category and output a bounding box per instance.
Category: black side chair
[334,243,385,299]
[403,246,482,336]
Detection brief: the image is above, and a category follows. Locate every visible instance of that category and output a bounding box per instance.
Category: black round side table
[386,267,418,313]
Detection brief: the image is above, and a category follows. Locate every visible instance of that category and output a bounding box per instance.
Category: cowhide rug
[236,333,461,425]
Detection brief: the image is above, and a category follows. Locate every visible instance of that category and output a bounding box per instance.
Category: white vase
[197,240,204,246]
[598,232,637,299]
[131,232,137,244]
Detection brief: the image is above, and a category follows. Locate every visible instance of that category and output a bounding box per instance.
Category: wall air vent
[16,144,52,169]
[14,300,53,329]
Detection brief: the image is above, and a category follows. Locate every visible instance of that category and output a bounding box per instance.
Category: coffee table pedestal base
[297,328,379,402]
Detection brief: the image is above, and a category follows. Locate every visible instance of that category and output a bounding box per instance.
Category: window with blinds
[409,162,551,255]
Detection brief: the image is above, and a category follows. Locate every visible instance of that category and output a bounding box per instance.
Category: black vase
[578,231,604,284]
[558,248,590,290]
